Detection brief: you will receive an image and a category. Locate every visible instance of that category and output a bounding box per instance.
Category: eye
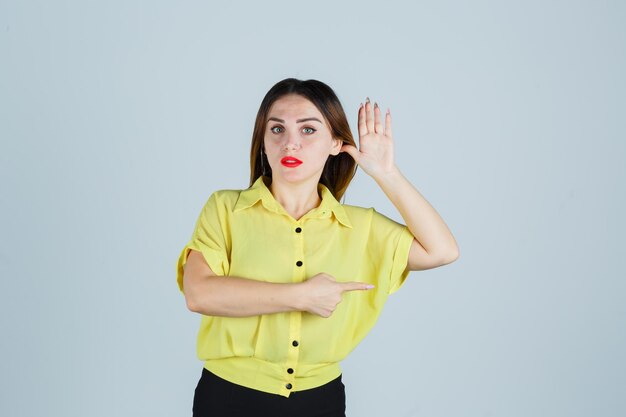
[270,126,284,134]
[302,127,316,134]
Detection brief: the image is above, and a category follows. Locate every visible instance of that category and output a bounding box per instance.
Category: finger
[384,107,393,138]
[374,102,383,134]
[341,281,375,292]
[365,97,374,134]
[357,102,367,138]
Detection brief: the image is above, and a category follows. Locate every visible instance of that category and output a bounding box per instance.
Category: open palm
[341,98,397,179]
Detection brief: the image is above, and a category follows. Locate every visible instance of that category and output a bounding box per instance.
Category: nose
[283,131,302,151]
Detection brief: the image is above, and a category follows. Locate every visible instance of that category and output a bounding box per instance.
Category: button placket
[284,220,304,393]
[294,221,305,271]
[284,318,301,393]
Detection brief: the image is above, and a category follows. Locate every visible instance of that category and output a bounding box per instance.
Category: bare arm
[342,100,460,271]
[375,169,459,270]
[182,250,373,318]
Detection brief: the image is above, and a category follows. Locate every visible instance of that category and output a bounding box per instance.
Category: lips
[281,157,302,167]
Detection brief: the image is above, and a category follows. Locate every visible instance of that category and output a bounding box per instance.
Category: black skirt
[192,367,346,417]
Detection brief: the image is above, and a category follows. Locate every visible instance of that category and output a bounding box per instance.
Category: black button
[286,383,293,389]
[292,340,299,347]
[296,261,303,267]
[287,368,294,374]
[295,227,302,233]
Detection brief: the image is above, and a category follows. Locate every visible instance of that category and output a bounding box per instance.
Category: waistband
[203,357,342,398]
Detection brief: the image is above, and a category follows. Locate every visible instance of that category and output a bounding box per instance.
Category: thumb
[340,144,359,160]
[340,281,375,292]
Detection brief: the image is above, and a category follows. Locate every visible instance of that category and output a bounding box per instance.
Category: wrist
[288,281,308,312]
[373,165,403,185]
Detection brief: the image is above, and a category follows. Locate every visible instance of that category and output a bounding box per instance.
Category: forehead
[267,94,324,120]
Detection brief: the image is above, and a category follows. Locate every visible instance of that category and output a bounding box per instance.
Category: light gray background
[1,1,624,416]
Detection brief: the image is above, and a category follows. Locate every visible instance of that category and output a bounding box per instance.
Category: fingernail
[366,97,370,103]
[366,284,375,289]
[374,102,378,109]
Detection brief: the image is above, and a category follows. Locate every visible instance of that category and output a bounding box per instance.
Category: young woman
[176,78,459,416]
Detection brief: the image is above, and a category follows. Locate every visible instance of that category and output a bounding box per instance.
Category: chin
[274,169,321,184]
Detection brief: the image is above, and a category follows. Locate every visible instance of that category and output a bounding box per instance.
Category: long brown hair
[249,78,357,201]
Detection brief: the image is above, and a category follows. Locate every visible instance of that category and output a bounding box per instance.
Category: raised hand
[340,97,398,179]
[299,273,374,318]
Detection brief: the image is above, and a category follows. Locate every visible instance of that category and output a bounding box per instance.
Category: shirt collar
[234,176,353,228]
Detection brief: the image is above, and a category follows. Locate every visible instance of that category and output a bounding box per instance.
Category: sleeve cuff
[388,227,415,295]
[176,242,228,294]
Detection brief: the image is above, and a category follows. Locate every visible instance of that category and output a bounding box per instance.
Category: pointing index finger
[341,281,376,292]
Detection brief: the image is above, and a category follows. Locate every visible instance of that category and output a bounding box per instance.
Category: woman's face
[263,94,342,184]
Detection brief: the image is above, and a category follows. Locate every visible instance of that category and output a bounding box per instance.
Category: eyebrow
[267,117,323,124]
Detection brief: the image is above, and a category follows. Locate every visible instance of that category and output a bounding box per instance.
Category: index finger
[340,281,375,292]
[358,102,367,138]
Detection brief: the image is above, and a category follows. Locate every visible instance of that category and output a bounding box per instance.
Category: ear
[330,137,343,156]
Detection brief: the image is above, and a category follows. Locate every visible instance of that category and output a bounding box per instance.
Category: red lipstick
[281,157,302,167]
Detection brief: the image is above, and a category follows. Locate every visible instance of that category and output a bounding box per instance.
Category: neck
[268,176,322,220]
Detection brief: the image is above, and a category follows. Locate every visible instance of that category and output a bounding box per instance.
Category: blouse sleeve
[176,192,231,294]
[368,208,415,295]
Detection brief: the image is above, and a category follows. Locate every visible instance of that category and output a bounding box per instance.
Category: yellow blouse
[176,176,414,397]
